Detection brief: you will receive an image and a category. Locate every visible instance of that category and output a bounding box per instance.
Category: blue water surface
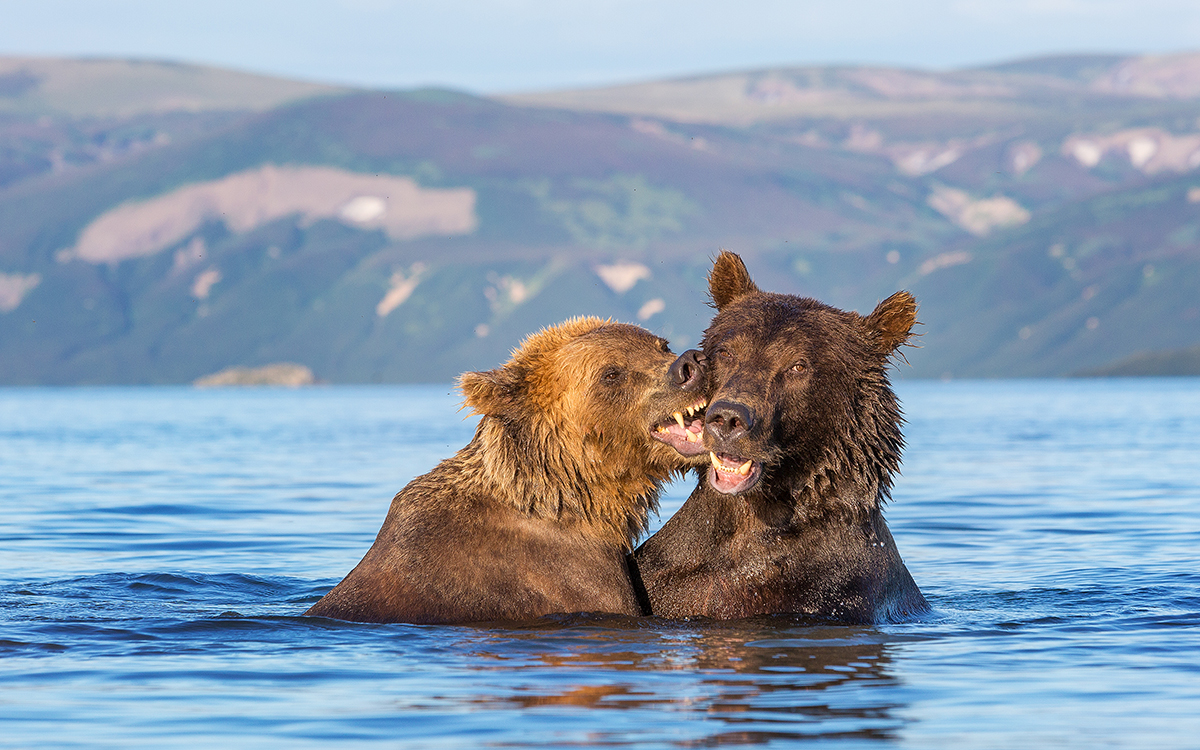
[2,380,1199,748]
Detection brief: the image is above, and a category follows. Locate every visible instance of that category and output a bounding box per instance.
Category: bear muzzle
[704,400,764,494]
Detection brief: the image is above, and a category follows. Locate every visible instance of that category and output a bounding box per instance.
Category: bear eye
[789,362,807,374]
[715,348,733,361]
[600,367,624,385]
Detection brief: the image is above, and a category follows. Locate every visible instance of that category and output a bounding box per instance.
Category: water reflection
[447,617,906,745]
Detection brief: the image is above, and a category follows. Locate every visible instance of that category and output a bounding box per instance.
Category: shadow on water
[401,614,908,746]
[4,573,911,746]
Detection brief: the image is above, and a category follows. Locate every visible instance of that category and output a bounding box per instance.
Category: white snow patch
[507,279,528,304]
[595,261,651,294]
[0,272,41,313]
[1009,141,1043,175]
[191,268,221,300]
[484,275,531,309]
[376,263,427,318]
[1064,128,1200,174]
[340,196,387,224]
[637,298,666,321]
[894,146,962,176]
[1128,137,1158,168]
[919,251,972,276]
[927,185,1029,236]
[1071,141,1103,167]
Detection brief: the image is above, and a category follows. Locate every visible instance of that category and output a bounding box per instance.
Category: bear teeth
[709,452,753,475]
[673,412,686,429]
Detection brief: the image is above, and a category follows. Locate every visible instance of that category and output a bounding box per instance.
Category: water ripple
[2,382,1200,748]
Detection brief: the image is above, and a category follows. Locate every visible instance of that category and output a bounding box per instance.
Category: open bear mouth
[651,400,708,456]
[708,451,762,495]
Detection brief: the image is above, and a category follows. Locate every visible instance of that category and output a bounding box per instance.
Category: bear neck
[777,378,904,527]
[463,416,659,550]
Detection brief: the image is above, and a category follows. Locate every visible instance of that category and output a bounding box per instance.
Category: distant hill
[1,55,1198,383]
[1074,346,1200,377]
[0,57,349,193]
[0,56,346,117]
[501,52,1200,124]
[907,172,1200,378]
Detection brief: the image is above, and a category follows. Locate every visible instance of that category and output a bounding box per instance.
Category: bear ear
[864,291,918,355]
[708,251,760,310]
[458,368,520,416]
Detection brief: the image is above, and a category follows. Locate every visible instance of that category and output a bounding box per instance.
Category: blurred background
[2,0,1200,384]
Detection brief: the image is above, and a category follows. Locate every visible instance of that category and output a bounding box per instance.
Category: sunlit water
[2,380,1198,748]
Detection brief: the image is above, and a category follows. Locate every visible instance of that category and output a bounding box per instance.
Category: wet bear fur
[306,317,708,624]
[634,252,930,624]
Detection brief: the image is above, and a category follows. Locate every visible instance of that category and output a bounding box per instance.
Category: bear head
[701,252,917,520]
[458,317,709,547]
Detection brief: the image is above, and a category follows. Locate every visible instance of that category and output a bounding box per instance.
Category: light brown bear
[305,317,708,624]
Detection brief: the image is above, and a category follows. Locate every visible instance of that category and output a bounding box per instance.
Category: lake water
[2,380,1199,748]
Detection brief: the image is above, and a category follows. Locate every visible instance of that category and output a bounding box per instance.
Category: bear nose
[705,400,755,442]
[668,349,705,391]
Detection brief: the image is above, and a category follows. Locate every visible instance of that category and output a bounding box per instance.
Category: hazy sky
[2,0,1199,92]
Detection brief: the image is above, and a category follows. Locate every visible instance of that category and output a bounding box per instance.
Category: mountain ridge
[1,55,1198,383]
[0,55,348,117]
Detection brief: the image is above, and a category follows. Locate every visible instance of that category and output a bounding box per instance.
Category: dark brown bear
[634,252,929,624]
[305,317,709,624]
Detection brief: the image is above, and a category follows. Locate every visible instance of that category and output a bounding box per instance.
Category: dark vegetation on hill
[1,54,1199,383]
[1075,346,1200,377]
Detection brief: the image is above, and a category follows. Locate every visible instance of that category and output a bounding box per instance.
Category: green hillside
[0,89,942,382]
[1,56,1199,383]
[907,173,1200,378]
